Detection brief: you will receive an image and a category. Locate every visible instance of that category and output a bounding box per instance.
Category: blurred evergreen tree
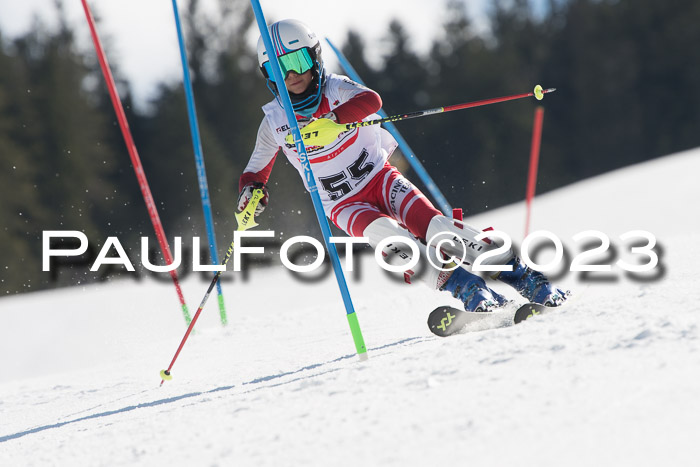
[2,0,700,295]
[339,31,376,86]
[0,7,126,293]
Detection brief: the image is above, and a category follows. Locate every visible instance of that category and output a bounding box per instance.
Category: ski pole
[159,189,263,385]
[285,85,556,147]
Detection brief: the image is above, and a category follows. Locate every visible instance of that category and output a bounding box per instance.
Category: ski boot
[497,257,568,306]
[442,267,508,313]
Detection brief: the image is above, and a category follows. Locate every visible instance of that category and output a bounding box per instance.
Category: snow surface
[2,148,699,466]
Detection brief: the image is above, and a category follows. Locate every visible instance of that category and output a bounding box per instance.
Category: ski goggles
[262,48,314,83]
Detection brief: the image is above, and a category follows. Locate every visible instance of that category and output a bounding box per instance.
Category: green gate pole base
[347,312,368,360]
[218,294,228,326]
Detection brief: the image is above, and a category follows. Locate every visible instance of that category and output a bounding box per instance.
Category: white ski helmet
[256,19,326,113]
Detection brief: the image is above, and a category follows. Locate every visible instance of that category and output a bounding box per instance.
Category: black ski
[426,305,491,337]
[512,302,550,324]
[427,303,551,337]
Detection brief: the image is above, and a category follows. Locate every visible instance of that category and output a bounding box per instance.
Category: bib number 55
[319,150,375,201]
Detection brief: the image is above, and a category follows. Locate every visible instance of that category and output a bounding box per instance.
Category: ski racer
[237,19,568,312]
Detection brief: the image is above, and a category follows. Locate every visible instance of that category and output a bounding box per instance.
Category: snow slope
[1,148,699,466]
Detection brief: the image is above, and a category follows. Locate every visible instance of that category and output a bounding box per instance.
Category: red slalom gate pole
[525,107,545,237]
[81,0,191,324]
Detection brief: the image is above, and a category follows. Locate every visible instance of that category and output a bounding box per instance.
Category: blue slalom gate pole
[325,38,452,214]
[170,0,227,325]
[250,2,367,359]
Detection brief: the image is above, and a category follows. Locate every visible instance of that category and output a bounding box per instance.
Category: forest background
[1,0,698,294]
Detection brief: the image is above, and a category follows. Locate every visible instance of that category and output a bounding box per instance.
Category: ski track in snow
[2,149,700,466]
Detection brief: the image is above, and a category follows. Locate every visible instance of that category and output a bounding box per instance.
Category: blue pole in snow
[325,38,452,214]
[170,0,227,325]
[249,1,367,358]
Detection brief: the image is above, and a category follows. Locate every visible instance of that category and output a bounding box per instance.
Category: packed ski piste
[4,11,700,467]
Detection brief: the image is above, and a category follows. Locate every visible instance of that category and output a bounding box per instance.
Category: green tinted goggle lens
[263,48,314,83]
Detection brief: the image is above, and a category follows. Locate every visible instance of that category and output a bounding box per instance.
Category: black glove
[237,182,269,216]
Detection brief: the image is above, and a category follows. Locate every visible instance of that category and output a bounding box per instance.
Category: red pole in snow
[525,107,545,237]
[81,0,191,324]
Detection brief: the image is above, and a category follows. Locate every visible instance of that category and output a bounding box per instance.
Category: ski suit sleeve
[331,79,382,124]
[239,117,279,192]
